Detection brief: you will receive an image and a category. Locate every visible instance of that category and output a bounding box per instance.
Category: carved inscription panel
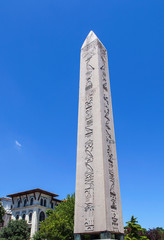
[82,41,97,232]
[74,34,123,234]
[99,46,120,232]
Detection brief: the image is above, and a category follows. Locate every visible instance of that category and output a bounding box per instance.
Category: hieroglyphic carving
[75,32,124,235]
[100,48,119,231]
[82,43,96,232]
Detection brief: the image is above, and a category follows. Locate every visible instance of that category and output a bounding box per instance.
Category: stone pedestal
[74,232,124,240]
[74,234,82,240]
[116,234,124,240]
[100,231,111,239]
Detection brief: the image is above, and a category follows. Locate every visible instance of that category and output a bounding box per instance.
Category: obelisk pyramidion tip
[81,30,106,50]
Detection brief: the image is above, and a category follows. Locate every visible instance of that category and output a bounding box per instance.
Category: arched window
[44,199,46,207]
[24,199,27,207]
[30,198,33,206]
[29,213,32,223]
[40,198,43,206]
[17,199,20,208]
[22,214,26,220]
[39,211,45,222]
[16,215,19,220]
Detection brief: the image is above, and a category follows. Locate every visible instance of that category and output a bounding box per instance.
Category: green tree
[156,228,164,240]
[33,193,75,240]
[145,227,164,240]
[0,219,30,240]
[146,228,161,240]
[32,231,42,240]
[0,199,5,226]
[124,216,148,240]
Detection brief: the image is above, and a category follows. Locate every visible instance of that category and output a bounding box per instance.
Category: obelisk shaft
[74,31,124,235]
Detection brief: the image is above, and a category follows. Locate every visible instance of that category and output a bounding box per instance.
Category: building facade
[7,189,61,238]
[0,197,12,228]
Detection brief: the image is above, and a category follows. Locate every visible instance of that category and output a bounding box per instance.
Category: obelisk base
[116,234,124,240]
[74,234,82,240]
[100,231,111,239]
[74,232,124,240]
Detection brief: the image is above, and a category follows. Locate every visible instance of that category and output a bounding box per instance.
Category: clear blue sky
[0,0,164,230]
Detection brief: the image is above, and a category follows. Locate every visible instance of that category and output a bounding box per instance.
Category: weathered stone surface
[74,31,124,235]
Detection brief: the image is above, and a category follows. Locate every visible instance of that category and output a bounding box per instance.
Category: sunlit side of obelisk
[74,31,124,239]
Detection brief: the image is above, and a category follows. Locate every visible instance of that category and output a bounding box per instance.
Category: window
[16,215,19,220]
[22,214,26,220]
[30,198,33,206]
[51,203,53,209]
[24,199,27,207]
[40,198,43,206]
[39,211,45,222]
[17,200,20,208]
[29,213,32,223]
[44,199,46,207]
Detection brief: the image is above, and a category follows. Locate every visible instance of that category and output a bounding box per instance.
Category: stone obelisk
[74,31,124,239]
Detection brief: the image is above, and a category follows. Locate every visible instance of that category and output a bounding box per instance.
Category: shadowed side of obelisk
[74,31,124,240]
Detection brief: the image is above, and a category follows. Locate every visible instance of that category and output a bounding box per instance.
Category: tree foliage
[124,216,148,240]
[32,231,42,240]
[33,193,75,240]
[146,228,161,240]
[124,216,164,240]
[0,199,5,225]
[157,228,164,240]
[145,227,164,240]
[0,220,30,240]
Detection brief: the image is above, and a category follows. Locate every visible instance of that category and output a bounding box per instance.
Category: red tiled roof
[7,188,59,198]
[0,197,12,200]
[53,198,62,202]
